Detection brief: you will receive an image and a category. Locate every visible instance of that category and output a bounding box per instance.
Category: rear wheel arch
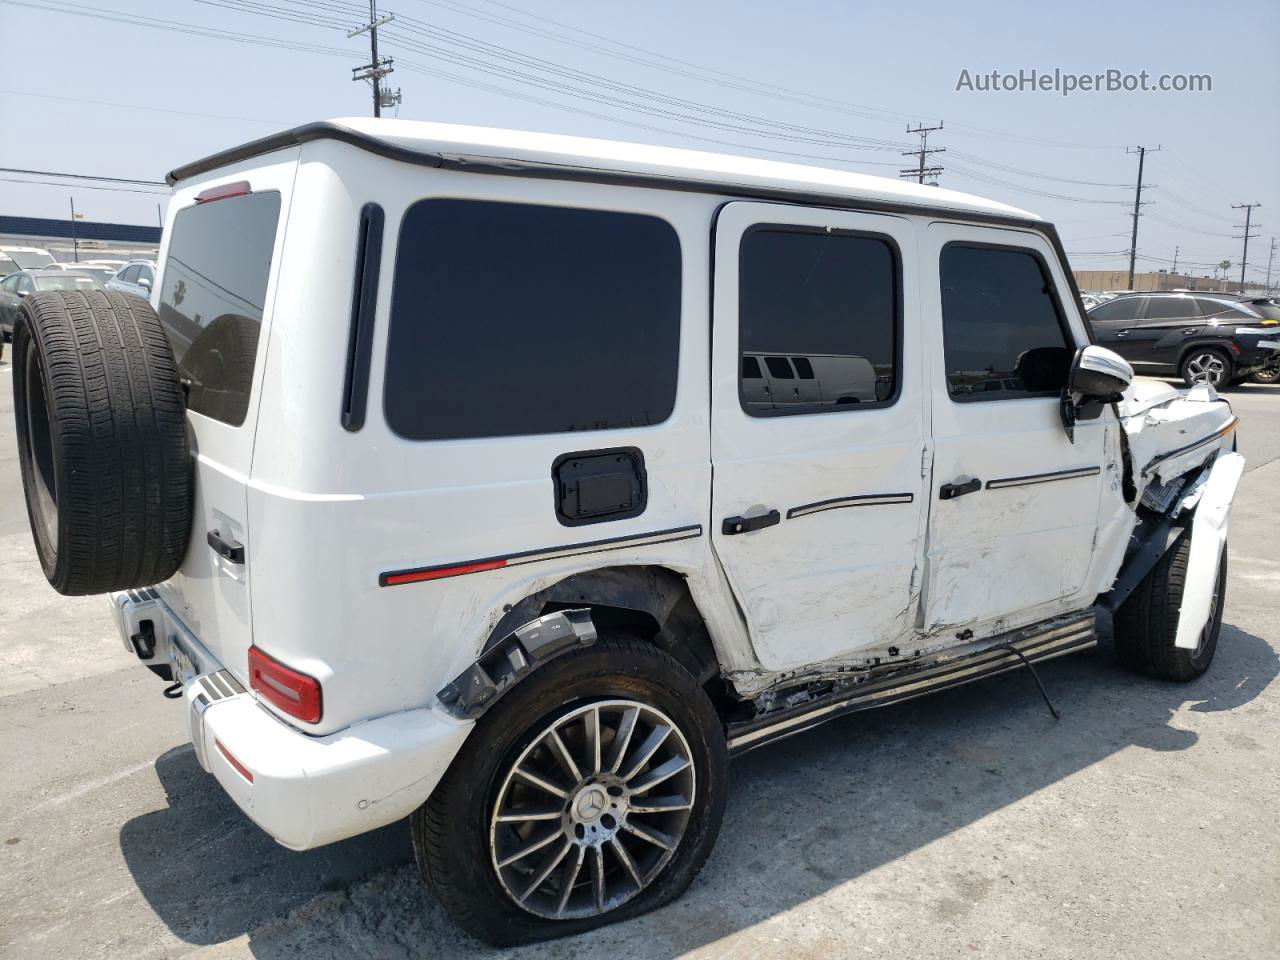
[484,565,724,691]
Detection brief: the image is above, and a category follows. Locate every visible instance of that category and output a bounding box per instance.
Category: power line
[0,166,165,185]
[0,176,168,195]
[347,0,399,115]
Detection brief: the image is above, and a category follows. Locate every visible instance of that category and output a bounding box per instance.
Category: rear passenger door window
[738,227,899,414]
[939,244,1073,401]
[385,199,681,441]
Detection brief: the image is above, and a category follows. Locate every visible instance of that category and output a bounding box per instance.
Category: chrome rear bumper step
[727,612,1096,755]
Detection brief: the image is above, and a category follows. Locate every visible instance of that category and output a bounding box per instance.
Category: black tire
[12,290,192,595]
[1250,364,1280,385]
[412,635,728,946]
[1114,536,1226,681]
[1179,347,1233,388]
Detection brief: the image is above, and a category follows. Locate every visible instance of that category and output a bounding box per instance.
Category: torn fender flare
[1175,452,1245,650]
[436,609,597,719]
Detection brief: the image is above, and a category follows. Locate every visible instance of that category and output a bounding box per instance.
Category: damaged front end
[1102,379,1244,647]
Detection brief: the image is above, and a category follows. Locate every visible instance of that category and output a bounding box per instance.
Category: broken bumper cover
[108,590,473,850]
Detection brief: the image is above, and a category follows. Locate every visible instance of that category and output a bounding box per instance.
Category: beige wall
[1073,269,1243,293]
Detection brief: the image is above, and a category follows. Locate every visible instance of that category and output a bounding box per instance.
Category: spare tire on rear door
[12,289,192,595]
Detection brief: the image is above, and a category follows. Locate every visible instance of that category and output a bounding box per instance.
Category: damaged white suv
[11,119,1243,945]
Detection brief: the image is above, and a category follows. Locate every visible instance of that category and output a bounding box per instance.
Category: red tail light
[196,180,251,204]
[248,646,323,724]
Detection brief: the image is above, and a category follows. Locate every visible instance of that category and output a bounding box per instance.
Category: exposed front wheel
[1250,363,1280,385]
[412,636,727,946]
[1114,536,1226,681]
[1180,348,1232,388]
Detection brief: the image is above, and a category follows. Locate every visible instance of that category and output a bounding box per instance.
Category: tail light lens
[248,646,323,724]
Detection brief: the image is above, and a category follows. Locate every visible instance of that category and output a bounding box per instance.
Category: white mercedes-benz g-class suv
[11,119,1244,945]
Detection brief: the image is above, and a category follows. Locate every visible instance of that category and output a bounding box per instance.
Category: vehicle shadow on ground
[118,623,1278,958]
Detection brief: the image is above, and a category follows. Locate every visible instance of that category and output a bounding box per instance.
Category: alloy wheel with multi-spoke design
[1185,351,1228,386]
[489,699,696,920]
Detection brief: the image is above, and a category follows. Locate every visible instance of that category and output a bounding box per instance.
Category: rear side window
[940,244,1073,401]
[739,228,899,415]
[157,191,281,427]
[1144,297,1199,320]
[1088,298,1142,322]
[1196,299,1254,321]
[384,199,681,441]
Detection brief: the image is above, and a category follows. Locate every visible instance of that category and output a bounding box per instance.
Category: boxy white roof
[171,117,1036,224]
[329,117,1036,221]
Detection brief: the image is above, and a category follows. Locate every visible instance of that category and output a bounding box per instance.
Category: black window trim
[737,221,904,419]
[382,195,684,442]
[341,202,384,431]
[939,239,1080,406]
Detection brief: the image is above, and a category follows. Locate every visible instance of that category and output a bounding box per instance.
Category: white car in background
[0,245,55,274]
[106,259,157,299]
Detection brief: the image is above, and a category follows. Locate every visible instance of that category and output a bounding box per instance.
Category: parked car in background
[1087,291,1280,387]
[106,259,156,299]
[0,245,55,271]
[0,269,104,339]
[0,252,20,277]
[45,261,122,284]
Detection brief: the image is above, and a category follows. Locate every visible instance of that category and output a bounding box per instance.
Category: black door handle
[722,510,780,535]
[207,529,245,564]
[939,478,981,500]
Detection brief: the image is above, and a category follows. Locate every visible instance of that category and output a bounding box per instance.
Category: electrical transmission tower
[349,1,401,118]
[1125,145,1159,289]
[899,123,945,186]
[1231,202,1261,290]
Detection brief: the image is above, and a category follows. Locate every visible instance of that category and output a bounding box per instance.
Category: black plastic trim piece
[722,510,780,535]
[341,203,384,431]
[206,530,245,564]
[985,465,1101,490]
[786,492,913,520]
[380,523,703,586]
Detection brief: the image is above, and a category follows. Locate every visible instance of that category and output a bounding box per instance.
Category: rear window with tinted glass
[157,191,281,427]
[384,199,681,441]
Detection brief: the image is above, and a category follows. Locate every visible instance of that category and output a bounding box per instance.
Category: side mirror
[1060,345,1132,441]
[138,277,152,290]
[1070,345,1132,398]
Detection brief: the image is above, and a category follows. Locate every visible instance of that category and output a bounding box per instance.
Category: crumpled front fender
[1176,452,1245,649]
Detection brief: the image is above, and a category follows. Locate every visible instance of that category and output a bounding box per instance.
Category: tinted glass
[157,191,281,427]
[739,228,898,415]
[1196,299,1253,321]
[1088,297,1142,322]
[940,245,1072,401]
[1144,296,1199,320]
[119,265,141,283]
[385,199,681,441]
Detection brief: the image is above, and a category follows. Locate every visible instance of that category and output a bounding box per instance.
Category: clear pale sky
[2,0,1277,280]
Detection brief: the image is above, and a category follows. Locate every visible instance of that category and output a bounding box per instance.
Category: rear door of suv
[152,158,296,680]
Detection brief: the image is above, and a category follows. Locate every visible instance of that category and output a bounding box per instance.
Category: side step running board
[727,613,1096,755]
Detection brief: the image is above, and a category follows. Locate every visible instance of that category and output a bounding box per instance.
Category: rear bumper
[109,590,473,850]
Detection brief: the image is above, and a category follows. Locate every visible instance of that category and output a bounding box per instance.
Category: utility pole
[1172,244,1179,276]
[899,122,945,185]
[1265,237,1276,292]
[349,1,399,118]
[1231,202,1261,291]
[1126,145,1159,289]
[69,197,79,262]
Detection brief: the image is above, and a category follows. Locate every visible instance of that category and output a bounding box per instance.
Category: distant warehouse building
[1073,269,1262,295]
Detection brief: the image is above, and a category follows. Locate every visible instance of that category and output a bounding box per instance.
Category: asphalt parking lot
[1,355,1277,960]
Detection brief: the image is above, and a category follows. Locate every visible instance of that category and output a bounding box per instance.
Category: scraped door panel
[709,202,927,671]
[920,223,1107,632]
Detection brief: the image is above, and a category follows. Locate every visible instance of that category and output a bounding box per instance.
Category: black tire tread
[14,290,191,594]
[1114,535,1223,681]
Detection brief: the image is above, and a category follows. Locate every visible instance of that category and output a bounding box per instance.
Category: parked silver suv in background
[106,259,156,299]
